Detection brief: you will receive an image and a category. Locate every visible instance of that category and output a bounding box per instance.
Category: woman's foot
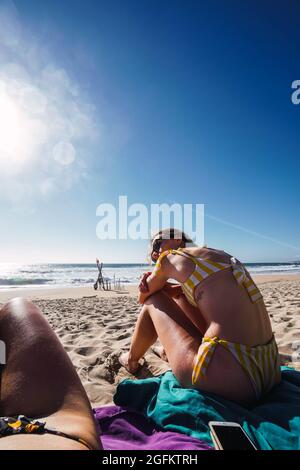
[151,345,168,362]
[119,352,144,373]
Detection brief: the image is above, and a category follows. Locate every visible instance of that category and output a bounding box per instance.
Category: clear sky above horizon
[0,0,299,264]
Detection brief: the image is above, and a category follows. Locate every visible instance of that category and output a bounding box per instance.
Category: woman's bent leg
[126,292,258,404]
[172,294,207,335]
[126,292,203,386]
[0,298,101,450]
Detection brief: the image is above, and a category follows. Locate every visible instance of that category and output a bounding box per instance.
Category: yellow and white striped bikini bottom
[192,335,279,399]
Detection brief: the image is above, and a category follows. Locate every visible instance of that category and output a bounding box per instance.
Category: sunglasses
[151,238,164,262]
[152,238,164,252]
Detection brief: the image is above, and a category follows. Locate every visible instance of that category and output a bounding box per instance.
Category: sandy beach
[0,274,299,408]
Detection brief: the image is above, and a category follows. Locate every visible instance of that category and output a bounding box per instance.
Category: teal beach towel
[114,367,300,450]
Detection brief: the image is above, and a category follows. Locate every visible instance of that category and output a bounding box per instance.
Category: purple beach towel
[94,405,213,450]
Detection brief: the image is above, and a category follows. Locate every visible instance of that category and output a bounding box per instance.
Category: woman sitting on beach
[120,228,281,405]
[0,298,101,450]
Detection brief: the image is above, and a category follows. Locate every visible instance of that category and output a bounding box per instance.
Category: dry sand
[0,275,299,407]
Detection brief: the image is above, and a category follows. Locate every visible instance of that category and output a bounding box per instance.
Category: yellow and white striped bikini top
[153,248,263,307]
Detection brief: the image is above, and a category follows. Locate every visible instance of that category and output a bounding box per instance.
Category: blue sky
[0,0,299,263]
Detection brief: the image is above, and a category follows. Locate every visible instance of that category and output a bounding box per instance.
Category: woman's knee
[143,290,168,306]
[0,298,46,346]
[0,298,41,323]
[1,297,35,314]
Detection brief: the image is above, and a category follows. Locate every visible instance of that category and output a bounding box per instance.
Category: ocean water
[0,262,299,291]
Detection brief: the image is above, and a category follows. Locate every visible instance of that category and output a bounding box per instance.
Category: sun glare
[0,84,44,174]
[0,91,22,156]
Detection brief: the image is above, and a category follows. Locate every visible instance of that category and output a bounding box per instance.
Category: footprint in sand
[116,332,131,340]
[74,346,102,356]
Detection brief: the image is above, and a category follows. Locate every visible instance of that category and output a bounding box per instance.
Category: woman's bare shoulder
[183,246,232,260]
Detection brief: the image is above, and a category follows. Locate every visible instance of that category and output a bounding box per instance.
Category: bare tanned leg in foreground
[0,298,102,450]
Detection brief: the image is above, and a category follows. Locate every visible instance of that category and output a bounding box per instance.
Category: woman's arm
[138,253,170,304]
[138,271,169,304]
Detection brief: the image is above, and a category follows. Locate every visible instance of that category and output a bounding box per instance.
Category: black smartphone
[209,421,257,450]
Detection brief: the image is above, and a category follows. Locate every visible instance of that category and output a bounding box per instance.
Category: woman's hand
[139,272,152,293]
